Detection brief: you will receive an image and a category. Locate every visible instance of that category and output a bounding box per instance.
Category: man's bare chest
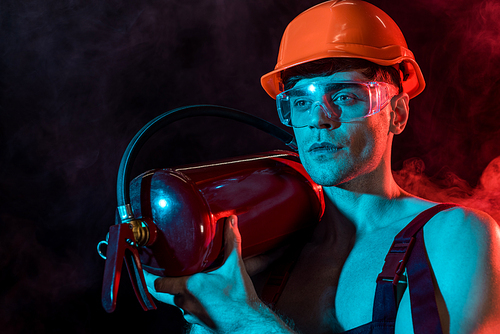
[274,230,400,333]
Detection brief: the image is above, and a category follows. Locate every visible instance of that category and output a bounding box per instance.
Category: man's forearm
[188,303,296,334]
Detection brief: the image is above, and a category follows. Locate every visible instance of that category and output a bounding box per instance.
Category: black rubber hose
[116,105,296,208]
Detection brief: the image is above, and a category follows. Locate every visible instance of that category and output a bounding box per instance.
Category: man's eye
[293,99,312,109]
[332,94,357,105]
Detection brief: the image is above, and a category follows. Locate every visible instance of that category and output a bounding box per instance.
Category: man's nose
[308,103,340,129]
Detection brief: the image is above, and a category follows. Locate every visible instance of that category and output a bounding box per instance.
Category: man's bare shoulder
[421,204,500,333]
[424,204,499,244]
[423,204,499,273]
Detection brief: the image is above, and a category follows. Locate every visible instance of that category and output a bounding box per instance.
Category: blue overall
[262,203,456,334]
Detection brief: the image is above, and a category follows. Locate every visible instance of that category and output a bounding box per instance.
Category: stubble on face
[295,111,391,189]
[291,71,394,190]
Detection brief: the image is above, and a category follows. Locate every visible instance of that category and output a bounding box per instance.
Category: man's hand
[144,215,293,333]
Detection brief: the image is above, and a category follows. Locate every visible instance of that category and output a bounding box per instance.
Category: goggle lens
[276,81,393,127]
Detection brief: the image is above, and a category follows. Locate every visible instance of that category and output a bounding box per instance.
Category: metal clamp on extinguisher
[97,105,325,313]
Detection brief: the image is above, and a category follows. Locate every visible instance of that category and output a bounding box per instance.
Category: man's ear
[389,92,409,135]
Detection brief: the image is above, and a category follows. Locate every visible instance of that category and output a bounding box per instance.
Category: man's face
[292,71,395,188]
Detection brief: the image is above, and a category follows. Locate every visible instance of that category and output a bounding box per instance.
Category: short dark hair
[281,58,403,92]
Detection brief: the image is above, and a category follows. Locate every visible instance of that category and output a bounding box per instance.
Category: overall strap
[373,203,457,331]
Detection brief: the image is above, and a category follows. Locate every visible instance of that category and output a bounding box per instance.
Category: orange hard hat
[261,0,425,99]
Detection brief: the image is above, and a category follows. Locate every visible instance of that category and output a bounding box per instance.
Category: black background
[1,0,500,333]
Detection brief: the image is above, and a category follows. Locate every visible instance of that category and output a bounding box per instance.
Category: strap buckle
[377,236,416,286]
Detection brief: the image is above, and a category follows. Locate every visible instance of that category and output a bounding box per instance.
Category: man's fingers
[154,275,189,295]
[143,270,160,292]
[143,270,180,307]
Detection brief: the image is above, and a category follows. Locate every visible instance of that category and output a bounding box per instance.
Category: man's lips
[307,142,343,153]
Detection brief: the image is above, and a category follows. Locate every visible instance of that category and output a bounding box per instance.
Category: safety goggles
[276,80,396,127]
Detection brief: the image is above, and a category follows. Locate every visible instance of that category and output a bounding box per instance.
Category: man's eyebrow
[325,83,364,91]
[287,88,310,97]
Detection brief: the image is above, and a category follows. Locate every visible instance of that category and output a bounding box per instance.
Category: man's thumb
[223,215,242,260]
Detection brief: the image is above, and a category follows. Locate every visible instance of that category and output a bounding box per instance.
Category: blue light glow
[308,84,316,93]
[158,199,167,208]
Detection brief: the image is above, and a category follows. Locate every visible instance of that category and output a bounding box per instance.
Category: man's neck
[322,177,411,233]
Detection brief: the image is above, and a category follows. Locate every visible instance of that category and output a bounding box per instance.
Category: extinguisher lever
[101,223,157,313]
[124,246,157,311]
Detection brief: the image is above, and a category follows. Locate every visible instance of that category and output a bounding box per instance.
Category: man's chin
[308,171,344,187]
[303,162,358,188]
[301,160,339,185]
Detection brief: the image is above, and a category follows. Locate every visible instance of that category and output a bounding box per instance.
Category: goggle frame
[276,80,396,128]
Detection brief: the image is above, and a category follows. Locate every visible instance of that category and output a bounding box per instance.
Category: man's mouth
[308,142,342,153]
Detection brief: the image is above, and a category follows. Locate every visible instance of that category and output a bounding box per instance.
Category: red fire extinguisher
[97,105,324,313]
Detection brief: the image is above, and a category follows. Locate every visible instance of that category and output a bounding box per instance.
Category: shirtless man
[144,1,500,333]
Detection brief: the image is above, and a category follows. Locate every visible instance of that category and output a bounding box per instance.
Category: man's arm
[417,207,500,333]
[185,303,293,334]
[144,215,296,334]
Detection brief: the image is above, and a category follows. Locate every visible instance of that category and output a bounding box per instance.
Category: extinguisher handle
[117,105,296,210]
[101,223,157,313]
